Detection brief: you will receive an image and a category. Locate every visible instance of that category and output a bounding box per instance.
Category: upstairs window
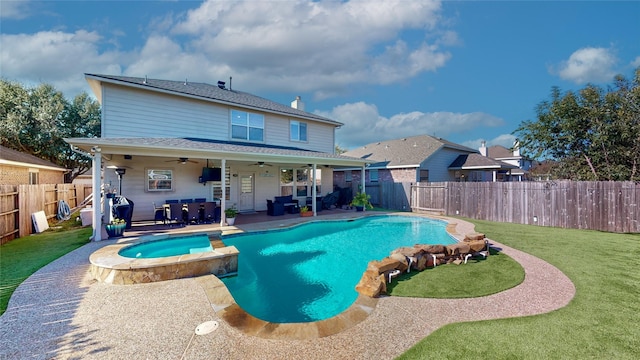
[231,110,264,141]
[290,120,307,142]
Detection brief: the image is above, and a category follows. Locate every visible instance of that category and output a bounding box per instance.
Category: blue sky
[2,1,639,152]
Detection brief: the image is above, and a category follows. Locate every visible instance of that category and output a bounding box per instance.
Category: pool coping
[194,211,468,339]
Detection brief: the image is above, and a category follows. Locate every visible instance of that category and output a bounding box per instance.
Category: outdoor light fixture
[533,215,538,223]
[115,168,126,194]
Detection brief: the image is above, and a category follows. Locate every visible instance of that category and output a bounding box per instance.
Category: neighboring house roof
[0,145,67,171]
[487,145,515,159]
[341,135,477,168]
[66,137,367,167]
[449,153,519,170]
[85,74,342,126]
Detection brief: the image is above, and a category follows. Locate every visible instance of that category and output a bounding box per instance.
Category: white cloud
[167,0,451,98]
[0,30,125,96]
[631,56,640,68]
[461,134,517,151]
[319,102,504,150]
[1,0,454,100]
[1,0,32,19]
[556,47,618,84]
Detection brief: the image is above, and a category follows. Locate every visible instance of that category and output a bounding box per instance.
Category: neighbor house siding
[101,84,228,139]
[386,168,416,182]
[0,165,64,185]
[422,147,473,182]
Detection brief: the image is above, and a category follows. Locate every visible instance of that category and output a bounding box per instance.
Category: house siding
[102,84,229,139]
[101,84,336,153]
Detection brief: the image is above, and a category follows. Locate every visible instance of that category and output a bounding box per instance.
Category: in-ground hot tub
[89,232,238,285]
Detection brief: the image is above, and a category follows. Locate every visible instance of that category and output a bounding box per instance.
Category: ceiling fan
[249,161,272,167]
[165,157,198,164]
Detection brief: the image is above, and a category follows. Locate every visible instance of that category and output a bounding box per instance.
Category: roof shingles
[343,135,477,168]
[86,74,341,126]
[0,145,67,170]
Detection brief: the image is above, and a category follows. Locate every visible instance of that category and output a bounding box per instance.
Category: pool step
[209,239,225,248]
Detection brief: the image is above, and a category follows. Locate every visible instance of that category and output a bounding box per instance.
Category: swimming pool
[118,234,213,258]
[221,215,455,323]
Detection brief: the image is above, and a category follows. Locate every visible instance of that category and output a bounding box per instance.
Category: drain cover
[195,320,219,335]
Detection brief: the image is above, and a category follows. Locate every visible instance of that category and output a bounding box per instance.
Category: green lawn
[0,226,91,315]
[388,247,524,298]
[398,219,640,359]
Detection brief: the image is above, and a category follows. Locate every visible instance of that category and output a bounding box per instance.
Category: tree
[335,145,348,154]
[515,67,640,181]
[0,80,101,182]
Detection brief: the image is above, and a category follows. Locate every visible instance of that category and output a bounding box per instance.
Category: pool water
[221,215,455,323]
[118,234,213,258]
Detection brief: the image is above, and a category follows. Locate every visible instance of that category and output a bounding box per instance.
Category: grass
[388,247,524,298]
[398,219,640,360]
[0,213,91,315]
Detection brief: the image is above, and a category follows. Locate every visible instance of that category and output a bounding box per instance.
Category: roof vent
[143,75,147,84]
[217,81,226,89]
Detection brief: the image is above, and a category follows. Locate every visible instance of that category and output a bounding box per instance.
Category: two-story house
[333,135,518,190]
[65,74,366,239]
[479,140,535,181]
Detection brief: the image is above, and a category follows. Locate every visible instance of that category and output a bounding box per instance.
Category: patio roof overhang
[65,137,371,167]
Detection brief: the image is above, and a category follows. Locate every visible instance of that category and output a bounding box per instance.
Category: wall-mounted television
[201,167,221,182]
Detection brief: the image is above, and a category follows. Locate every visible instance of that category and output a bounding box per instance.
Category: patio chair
[186,203,201,224]
[321,190,340,210]
[180,198,193,204]
[267,200,285,216]
[153,202,166,224]
[306,196,323,212]
[194,198,206,203]
[168,203,186,227]
[202,202,216,223]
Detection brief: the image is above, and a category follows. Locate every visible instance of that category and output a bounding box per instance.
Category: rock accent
[355,233,491,298]
[464,232,485,241]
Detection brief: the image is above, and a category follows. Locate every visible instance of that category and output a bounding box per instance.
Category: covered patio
[65,137,369,241]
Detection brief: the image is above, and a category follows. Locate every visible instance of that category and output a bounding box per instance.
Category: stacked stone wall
[355,233,489,298]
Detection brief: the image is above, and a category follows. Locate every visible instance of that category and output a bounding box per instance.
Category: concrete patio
[0,213,576,359]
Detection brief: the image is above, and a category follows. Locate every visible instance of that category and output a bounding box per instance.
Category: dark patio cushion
[274,195,293,204]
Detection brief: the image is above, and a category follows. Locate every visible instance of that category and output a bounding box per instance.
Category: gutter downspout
[361,164,366,194]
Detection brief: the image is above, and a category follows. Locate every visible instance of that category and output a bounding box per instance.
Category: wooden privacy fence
[346,182,412,211]
[411,181,640,233]
[0,184,91,244]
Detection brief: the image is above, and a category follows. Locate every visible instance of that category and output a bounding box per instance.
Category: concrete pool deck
[0,214,576,359]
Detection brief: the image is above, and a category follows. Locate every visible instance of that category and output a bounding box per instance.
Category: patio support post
[493,170,497,182]
[221,158,226,225]
[92,147,102,241]
[361,165,366,194]
[312,164,317,216]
